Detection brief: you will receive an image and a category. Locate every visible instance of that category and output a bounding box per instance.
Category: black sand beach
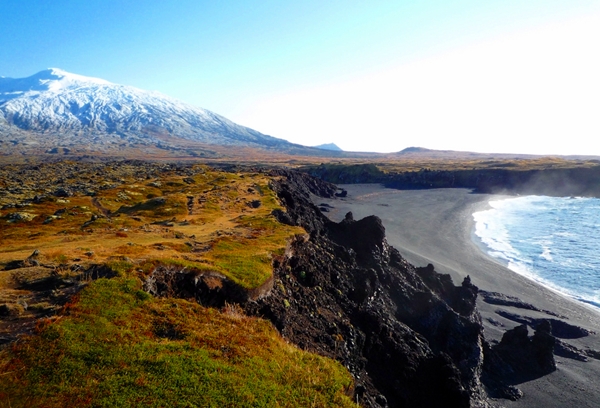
[317,184,600,407]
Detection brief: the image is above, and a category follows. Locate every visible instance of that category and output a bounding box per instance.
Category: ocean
[473,195,600,310]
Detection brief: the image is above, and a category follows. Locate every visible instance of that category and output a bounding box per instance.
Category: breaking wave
[474,195,600,309]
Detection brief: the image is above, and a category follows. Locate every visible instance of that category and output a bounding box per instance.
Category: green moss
[210,238,273,289]
[0,278,354,407]
[106,260,134,276]
[116,196,187,218]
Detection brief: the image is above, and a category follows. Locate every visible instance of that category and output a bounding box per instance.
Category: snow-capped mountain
[0,68,299,152]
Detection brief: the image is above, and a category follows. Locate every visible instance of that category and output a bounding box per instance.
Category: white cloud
[234,12,600,155]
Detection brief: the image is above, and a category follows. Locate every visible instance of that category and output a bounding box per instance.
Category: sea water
[473,195,600,309]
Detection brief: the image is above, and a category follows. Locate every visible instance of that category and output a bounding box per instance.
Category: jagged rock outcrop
[482,321,556,400]
[497,321,556,376]
[245,172,491,407]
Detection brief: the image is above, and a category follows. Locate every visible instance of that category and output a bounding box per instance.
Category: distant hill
[314,143,343,151]
[398,146,432,153]
[393,146,600,161]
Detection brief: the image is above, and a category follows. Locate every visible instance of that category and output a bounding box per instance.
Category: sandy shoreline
[317,184,600,407]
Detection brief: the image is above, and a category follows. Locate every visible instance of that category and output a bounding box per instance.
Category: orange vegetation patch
[0,163,303,290]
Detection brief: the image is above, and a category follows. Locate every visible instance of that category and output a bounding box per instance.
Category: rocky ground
[2,163,594,407]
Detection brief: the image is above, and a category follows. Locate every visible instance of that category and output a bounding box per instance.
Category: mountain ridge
[0,68,321,155]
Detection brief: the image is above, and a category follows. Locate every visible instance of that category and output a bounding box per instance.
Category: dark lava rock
[269,168,338,199]
[248,199,261,208]
[0,304,11,317]
[53,187,74,197]
[484,321,556,391]
[32,195,51,204]
[495,310,590,339]
[480,290,564,318]
[244,171,491,407]
[143,265,250,307]
[4,249,41,270]
[554,339,589,362]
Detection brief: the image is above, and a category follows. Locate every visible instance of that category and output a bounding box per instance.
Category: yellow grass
[0,166,303,290]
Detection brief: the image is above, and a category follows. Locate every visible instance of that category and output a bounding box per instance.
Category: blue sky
[1,1,599,154]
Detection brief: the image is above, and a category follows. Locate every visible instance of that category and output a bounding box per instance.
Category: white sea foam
[473,196,600,310]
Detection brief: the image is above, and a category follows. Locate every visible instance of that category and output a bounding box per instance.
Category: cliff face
[136,169,558,407]
[246,172,490,407]
[305,164,600,197]
[383,167,600,196]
